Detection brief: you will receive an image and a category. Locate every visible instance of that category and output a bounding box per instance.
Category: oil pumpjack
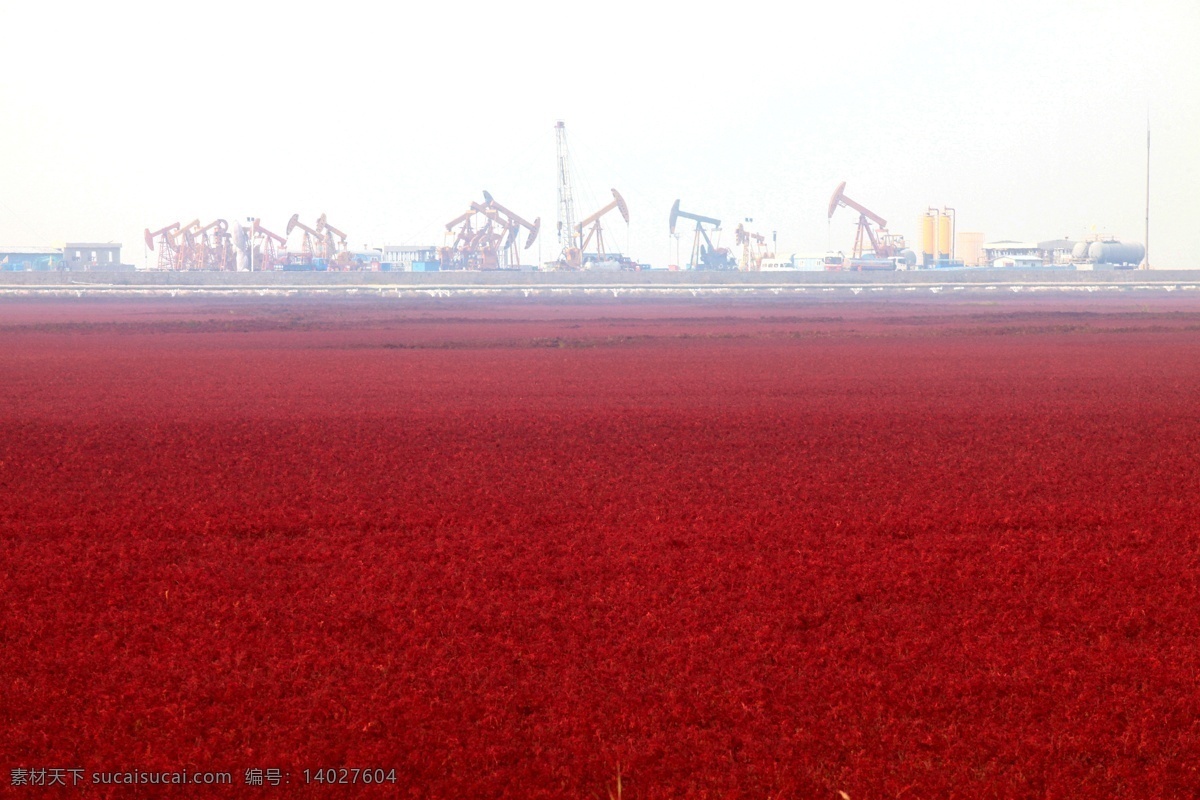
[440,192,540,270]
[567,189,630,269]
[826,182,912,270]
[669,199,735,270]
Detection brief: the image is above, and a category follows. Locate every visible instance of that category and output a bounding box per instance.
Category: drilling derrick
[555,121,580,268]
[144,223,181,270]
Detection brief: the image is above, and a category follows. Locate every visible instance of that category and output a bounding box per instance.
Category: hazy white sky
[2,0,1197,267]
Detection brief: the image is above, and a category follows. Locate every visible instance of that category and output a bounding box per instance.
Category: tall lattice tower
[555,121,579,264]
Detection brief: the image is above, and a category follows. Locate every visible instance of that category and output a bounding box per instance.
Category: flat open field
[3,294,1200,797]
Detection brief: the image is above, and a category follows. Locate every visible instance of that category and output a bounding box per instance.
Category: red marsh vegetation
[2,294,1199,797]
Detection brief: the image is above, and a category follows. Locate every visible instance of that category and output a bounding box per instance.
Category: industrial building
[63,243,124,270]
[381,245,439,271]
[1038,239,1077,266]
[1,246,61,270]
[983,241,1043,267]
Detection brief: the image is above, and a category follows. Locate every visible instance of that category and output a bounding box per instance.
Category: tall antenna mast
[1143,111,1151,269]
[555,121,578,262]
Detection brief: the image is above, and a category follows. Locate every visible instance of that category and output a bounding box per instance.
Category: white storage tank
[1086,241,1145,265]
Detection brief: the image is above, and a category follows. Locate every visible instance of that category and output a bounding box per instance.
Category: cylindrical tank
[1087,241,1145,265]
[937,214,952,259]
[921,213,936,262]
[1071,241,1090,260]
[956,231,985,266]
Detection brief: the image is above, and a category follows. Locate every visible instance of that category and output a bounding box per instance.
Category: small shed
[63,243,122,270]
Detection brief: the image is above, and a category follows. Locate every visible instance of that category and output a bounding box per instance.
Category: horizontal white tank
[1087,241,1145,265]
